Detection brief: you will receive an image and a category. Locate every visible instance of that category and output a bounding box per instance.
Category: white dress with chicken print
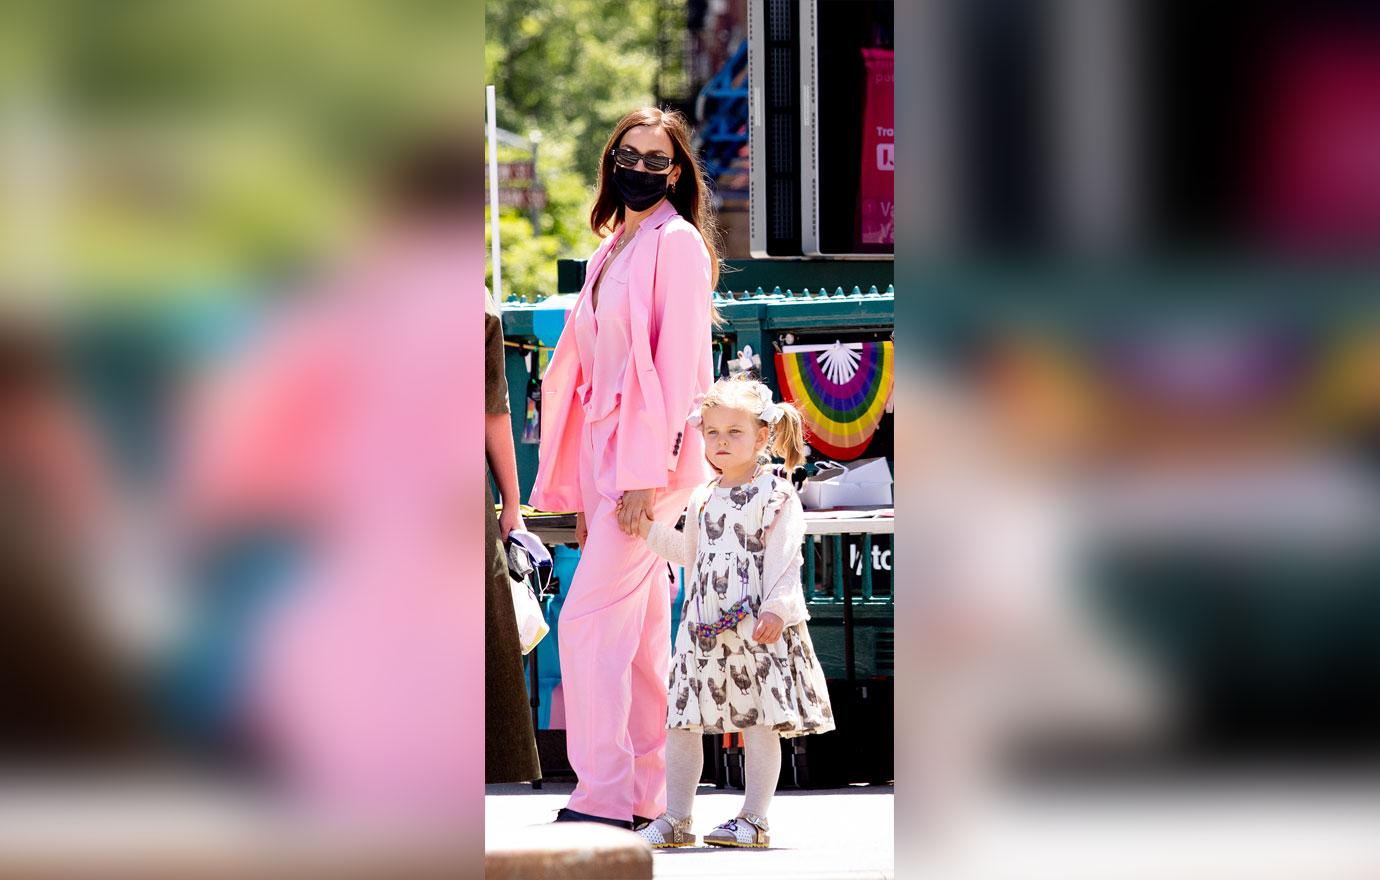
[646,467,834,738]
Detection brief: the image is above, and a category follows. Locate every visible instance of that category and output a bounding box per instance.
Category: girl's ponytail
[769,401,808,472]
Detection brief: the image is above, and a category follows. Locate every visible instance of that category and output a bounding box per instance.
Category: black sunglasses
[610,146,673,173]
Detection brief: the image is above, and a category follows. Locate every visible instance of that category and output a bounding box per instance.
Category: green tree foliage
[485,0,670,299]
[0,0,481,298]
[0,0,678,299]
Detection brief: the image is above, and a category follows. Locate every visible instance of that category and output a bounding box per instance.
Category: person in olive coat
[485,290,542,783]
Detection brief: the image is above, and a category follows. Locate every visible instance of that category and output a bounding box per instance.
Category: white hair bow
[754,384,783,424]
[686,390,708,428]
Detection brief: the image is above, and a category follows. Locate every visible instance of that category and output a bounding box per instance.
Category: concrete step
[0,779,483,879]
[485,822,652,880]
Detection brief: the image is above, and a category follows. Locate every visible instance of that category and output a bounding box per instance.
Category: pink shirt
[573,226,632,422]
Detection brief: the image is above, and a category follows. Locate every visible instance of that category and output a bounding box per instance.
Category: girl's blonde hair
[698,375,808,472]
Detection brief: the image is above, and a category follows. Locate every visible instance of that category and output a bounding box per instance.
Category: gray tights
[665,726,782,820]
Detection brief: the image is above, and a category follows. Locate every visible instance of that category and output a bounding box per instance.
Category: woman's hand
[499,505,525,540]
[618,498,655,538]
[751,611,785,644]
[575,512,588,549]
[617,488,656,536]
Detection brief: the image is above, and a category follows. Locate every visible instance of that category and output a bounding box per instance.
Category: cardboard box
[799,457,893,509]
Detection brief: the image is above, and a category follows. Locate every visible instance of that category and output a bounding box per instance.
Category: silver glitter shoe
[636,812,696,848]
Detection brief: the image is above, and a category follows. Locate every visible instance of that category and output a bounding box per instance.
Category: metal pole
[861,534,873,601]
[838,535,855,687]
[528,633,542,790]
[486,84,503,301]
[831,535,844,602]
[528,131,542,235]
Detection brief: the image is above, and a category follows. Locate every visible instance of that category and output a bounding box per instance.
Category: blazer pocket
[581,380,621,423]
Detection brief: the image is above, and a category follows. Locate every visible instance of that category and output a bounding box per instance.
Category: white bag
[799,457,893,510]
[509,574,549,655]
[506,531,552,654]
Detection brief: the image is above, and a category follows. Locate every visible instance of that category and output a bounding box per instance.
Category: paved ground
[907,771,1380,879]
[485,781,895,880]
[998,776,1380,879]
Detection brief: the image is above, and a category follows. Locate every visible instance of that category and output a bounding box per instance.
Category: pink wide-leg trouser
[558,421,692,822]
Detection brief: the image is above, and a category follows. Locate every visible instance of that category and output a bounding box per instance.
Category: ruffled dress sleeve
[645,484,707,568]
[758,478,810,627]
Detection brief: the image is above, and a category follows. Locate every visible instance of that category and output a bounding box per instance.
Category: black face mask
[614,166,670,211]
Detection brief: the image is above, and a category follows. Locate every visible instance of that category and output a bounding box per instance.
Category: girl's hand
[752,611,785,644]
[617,488,655,536]
[575,512,587,549]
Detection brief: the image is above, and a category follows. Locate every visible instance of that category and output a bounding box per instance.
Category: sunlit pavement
[485,781,895,880]
[909,772,1380,880]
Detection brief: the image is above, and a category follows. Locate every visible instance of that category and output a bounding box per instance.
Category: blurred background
[7,0,1380,873]
[0,0,487,870]
[892,0,1380,875]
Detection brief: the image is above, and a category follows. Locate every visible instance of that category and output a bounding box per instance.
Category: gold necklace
[593,233,631,309]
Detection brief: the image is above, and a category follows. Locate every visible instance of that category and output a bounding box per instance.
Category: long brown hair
[590,107,723,291]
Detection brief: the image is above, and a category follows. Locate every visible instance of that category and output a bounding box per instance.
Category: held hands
[751,611,785,644]
[575,512,587,549]
[615,494,655,537]
[616,488,656,536]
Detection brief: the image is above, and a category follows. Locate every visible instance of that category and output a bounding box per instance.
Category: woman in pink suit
[530,107,720,829]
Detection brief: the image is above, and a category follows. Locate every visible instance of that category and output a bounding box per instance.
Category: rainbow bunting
[776,341,893,460]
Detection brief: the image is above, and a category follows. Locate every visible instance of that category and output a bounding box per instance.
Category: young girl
[618,375,834,848]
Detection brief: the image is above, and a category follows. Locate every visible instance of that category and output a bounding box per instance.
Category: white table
[525,510,893,545]
[521,509,894,717]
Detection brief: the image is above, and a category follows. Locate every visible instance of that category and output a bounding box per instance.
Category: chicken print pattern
[728,484,759,510]
[703,512,728,544]
[666,469,834,738]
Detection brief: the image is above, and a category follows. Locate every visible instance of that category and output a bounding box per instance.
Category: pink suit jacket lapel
[615,203,680,490]
[625,200,679,371]
[529,233,620,510]
[546,231,620,385]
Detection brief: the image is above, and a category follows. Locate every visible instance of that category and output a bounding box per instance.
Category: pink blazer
[530,199,714,511]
